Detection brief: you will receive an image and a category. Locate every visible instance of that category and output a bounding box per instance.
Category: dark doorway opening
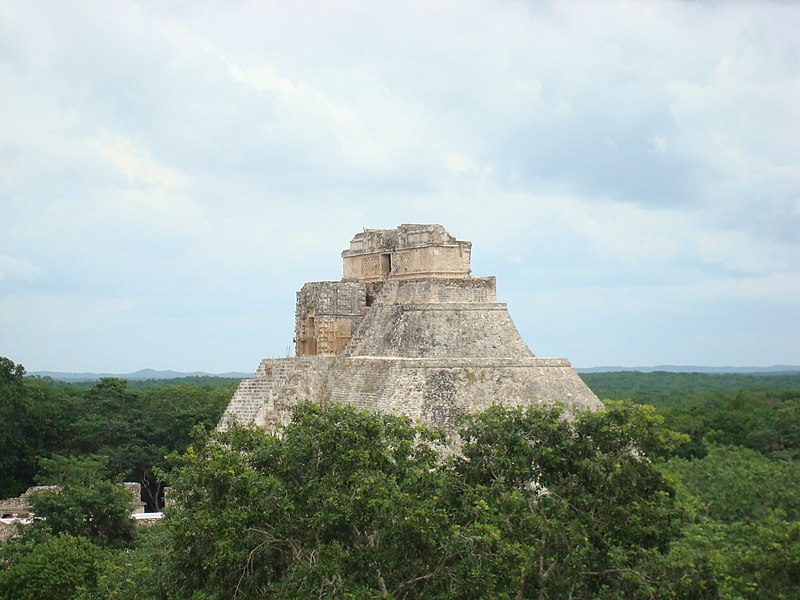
[380,253,391,277]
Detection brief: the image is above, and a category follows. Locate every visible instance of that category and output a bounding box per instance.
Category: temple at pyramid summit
[218,224,601,432]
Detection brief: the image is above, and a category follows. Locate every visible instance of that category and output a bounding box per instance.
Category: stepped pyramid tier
[218,224,601,433]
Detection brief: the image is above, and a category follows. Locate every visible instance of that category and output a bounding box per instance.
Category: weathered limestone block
[374,277,496,305]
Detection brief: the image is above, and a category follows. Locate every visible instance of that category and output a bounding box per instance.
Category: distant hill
[30,369,253,382]
[31,365,800,382]
[575,365,800,374]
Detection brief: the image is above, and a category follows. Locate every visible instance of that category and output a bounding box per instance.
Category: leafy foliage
[581,371,800,399]
[0,357,233,507]
[670,513,800,600]
[0,358,26,385]
[585,370,800,598]
[3,360,799,598]
[0,530,112,600]
[0,454,148,598]
[582,371,800,459]
[28,455,135,549]
[664,445,800,523]
[0,361,77,497]
[161,403,446,598]
[156,402,705,599]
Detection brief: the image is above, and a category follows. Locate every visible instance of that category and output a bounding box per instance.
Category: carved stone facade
[219,224,601,433]
[342,224,471,283]
[295,282,367,357]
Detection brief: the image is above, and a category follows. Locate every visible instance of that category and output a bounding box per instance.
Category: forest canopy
[0,357,235,508]
[2,357,799,598]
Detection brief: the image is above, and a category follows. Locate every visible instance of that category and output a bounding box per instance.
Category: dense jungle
[1,356,798,598]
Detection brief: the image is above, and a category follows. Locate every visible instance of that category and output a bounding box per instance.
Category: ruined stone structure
[0,483,152,540]
[219,224,601,433]
[0,483,146,519]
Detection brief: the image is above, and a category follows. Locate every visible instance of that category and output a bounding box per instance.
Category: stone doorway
[380,253,391,277]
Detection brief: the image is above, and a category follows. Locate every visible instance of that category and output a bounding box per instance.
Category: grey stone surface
[218,225,602,433]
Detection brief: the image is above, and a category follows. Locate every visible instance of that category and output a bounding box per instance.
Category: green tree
[0,529,112,600]
[669,513,800,600]
[156,402,710,599]
[87,524,173,600]
[0,358,30,496]
[161,403,447,598]
[28,455,135,549]
[0,367,234,504]
[714,513,800,599]
[0,456,142,599]
[664,444,800,522]
[135,383,232,509]
[435,402,698,599]
[581,371,800,459]
[0,357,26,384]
[663,444,800,598]
[0,358,75,497]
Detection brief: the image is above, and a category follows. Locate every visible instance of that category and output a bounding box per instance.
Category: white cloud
[1,0,798,370]
[446,153,476,174]
[97,136,186,189]
[0,254,45,282]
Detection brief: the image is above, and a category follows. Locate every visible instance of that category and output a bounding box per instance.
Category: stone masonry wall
[218,356,335,431]
[220,355,601,436]
[342,277,533,359]
[347,304,534,359]
[295,282,367,356]
[342,224,472,282]
[328,357,599,431]
[374,277,496,305]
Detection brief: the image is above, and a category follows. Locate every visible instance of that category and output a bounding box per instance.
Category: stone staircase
[218,359,295,430]
[218,357,336,431]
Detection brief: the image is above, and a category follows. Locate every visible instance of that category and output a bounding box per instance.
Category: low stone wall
[0,482,150,542]
[0,483,146,519]
[0,519,29,542]
[0,486,59,518]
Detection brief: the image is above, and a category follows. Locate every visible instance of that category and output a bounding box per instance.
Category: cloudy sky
[1,0,798,373]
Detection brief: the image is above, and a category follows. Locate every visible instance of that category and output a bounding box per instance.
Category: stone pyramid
[218,224,601,432]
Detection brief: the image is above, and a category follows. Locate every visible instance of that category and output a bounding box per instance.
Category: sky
[1,0,799,373]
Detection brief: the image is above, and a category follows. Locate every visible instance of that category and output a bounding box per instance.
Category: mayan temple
[218,224,601,432]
